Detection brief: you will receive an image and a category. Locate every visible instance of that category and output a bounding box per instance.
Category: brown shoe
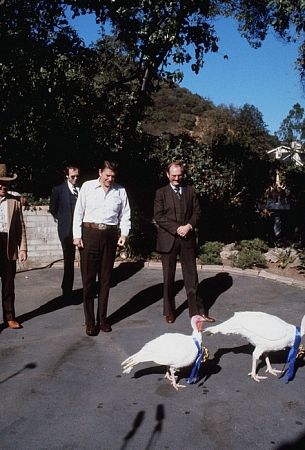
[86,325,97,336]
[201,314,215,323]
[165,314,175,324]
[7,320,23,329]
[100,321,112,332]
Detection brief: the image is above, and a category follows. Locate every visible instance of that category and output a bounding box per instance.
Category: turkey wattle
[122,315,205,390]
[205,311,305,382]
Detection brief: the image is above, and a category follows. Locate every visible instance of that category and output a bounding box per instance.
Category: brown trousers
[0,232,17,322]
[161,236,201,317]
[80,227,118,325]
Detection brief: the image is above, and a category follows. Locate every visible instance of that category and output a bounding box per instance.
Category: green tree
[0,0,100,193]
[235,104,277,154]
[68,1,305,81]
[276,103,305,144]
[65,0,305,150]
[2,0,304,213]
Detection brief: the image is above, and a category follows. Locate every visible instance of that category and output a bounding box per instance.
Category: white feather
[205,311,305,382]
[122,315,204,389]
[122,332,198,372]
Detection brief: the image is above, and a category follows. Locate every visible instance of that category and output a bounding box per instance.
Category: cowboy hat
[0,164,17,181]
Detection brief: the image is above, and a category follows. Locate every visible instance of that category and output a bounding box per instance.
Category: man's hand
[73,238,84,248]
[19,250,27,262]
[177,224,192,237]
[117,235,127,247]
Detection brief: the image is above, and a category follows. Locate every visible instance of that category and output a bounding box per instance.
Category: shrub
[235,238,269,253]
[276,248,296,269]
[231,249,267,270]
[21,193,50,207]
[296,250,305,274]
[198,241,224,265]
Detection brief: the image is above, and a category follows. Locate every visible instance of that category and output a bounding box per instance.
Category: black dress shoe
[100,321,112,332]
[165,314,175,324]
[86,325,97,336]
[201,314,215,323]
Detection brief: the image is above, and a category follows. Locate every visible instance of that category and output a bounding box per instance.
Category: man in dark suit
[0,164,27,329]
[154,161,215,324]
[50,165,80,298]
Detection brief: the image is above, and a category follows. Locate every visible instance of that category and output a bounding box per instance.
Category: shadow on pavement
[276,431,305,450]
[198,272,233,315]
[120,404,164,450]
[200,344,253,382]
[0,261,145,331]
[111,261,145,287]
[132,365,166,379]
[14,289,83,326]
[108,280,184,325]
[144,404,164,450]
[0,362,37,385]
[120,410,145,450]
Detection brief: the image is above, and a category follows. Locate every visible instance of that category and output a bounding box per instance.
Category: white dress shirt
[0,197,8,232]
[170,184,182,195]
[73,178,131,239]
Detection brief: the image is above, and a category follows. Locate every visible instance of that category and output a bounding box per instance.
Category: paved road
[0,263,304,450]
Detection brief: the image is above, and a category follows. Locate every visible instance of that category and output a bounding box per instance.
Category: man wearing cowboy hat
[0,164,27,329]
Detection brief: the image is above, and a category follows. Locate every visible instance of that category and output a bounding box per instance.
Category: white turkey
[122,315,205,390]
[205,311,305,382]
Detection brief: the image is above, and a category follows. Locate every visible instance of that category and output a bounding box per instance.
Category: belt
[83,222,118,230]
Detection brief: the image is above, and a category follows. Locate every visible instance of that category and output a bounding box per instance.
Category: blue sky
[69,13,305,135]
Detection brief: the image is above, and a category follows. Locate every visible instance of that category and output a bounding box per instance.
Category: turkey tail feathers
[122,353,140,374]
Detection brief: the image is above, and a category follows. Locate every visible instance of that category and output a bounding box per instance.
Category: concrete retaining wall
[19,207,79,269]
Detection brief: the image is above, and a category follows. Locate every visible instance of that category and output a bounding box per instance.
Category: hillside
[142,83,215,136]
[141,83,277,154]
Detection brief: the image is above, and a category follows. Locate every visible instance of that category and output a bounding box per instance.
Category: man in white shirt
[50,165,80,298]
[73,161,131,336]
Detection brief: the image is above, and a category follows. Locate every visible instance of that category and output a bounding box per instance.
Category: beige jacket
[5,194,27,260]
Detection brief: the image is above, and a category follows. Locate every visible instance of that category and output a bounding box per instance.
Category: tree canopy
[66,0,305,83]
[276,103,305,145]
[1,0,305,245]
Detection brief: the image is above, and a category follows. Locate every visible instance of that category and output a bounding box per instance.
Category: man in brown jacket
[154,162,215,324]
[0,164,27,329]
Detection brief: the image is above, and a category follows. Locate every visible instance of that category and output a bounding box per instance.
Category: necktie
[174,187,181,199]
[72,187,78,198]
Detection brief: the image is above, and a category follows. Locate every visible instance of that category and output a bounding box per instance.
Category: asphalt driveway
[0,263,304,450]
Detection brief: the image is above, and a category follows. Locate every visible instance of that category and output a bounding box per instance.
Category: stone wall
[18,206,80,269]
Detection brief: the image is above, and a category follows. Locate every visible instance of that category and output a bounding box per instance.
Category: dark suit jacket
[50,183,76,242]
[154,184,201,253]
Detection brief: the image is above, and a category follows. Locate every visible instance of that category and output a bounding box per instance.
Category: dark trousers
[61,236,76,294]
[0,233,17,322]
[80,227,118,325]
[161,237,201,317]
